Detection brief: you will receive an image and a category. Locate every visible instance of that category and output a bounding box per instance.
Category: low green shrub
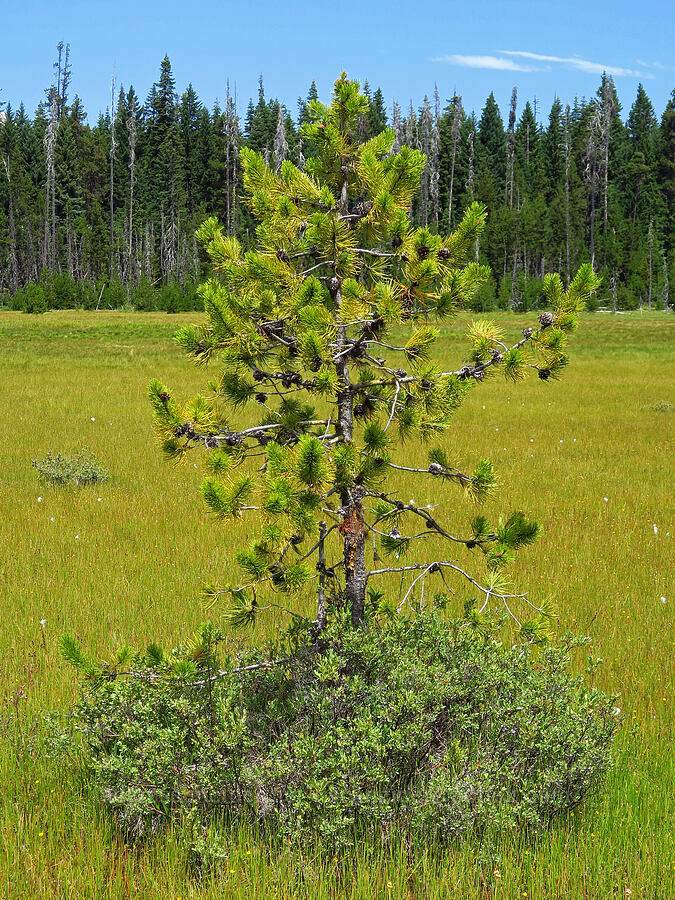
[59,607,619,846]
[32,449,109,486]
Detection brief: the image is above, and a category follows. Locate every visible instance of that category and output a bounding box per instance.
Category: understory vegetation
[59,609,617,849]
[32,448,109,486]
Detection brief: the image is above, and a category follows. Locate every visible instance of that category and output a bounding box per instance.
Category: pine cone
[428,462,443,475]
[437,247,451,260]
[401,288,414,310]
[252,368,265,382]
[538,368,551,380]
[392,236,402,249]
[416,245,431,260]
[538,311,554,328]
[255,392,267,404]
[522,327,533,339]
[276,248,290,263]
[354,200,373,218]
[328,275,342,295]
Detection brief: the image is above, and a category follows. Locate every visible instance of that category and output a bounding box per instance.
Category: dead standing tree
[506,87,517,209]
[109,72,116,283]
[43,92,58,272]
[448,95,463,231]
[150,75,599,633]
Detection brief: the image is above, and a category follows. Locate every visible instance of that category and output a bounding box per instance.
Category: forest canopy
[1,50,673,312]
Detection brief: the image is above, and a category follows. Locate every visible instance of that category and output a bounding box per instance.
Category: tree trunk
[333,272,366,627]
[564,107,571,287]
[109,73,116,283]
[2,158,19,293]
[648,219,653,310]
[128,95,137,283]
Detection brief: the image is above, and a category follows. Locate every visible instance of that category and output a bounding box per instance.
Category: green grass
[0,309,673,899]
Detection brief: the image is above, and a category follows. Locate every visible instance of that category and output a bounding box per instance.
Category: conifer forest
[1,48,673,312]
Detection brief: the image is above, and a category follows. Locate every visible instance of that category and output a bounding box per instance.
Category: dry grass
[0,309,672,898]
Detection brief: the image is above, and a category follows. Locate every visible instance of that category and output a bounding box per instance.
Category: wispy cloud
[500,51,652,79]
[432,50,654,79]
[431,54,548,73]
[636,59,667,71]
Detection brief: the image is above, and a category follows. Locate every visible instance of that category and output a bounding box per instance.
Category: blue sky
[1,0,673,123]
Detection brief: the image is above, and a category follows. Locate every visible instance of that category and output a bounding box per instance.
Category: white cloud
[431,54,547,73]
[636,59,667,71]
[500,50,652,79]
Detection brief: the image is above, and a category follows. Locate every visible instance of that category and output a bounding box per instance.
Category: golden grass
[0,309,673,898]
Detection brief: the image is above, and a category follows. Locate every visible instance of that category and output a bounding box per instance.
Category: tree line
[0,48,673,312]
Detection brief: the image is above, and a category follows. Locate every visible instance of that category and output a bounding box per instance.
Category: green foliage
[32,449,109,486]
[60,610,618,846]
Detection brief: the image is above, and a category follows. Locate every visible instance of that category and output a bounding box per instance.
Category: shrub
[60,609,618,846]
[23,282,47,314]
[32,449,109,486]
[132,276,157,311]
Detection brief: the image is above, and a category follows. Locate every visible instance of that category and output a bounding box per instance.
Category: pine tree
[149,75,599,633]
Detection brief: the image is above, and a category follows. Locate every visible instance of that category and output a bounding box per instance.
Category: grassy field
[0,309,672,899]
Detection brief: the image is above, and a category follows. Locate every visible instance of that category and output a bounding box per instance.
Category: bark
[507,87,517,209]
[648,218,653,310]
[332,274,366,626]
[601,78,615,240]
[273,104,288,173]
[420,97,432,226]
[316,521,327,631]
[128,95,137,282]
[2,157,19,293]
[448,96,463,231]
[391,101,402,154]
[662,254,670,311]
[66,209,73,277]
[564,106,571,286]
[44,93,58,271]
[109,73,116,283]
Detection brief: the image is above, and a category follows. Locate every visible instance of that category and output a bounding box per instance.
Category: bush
[469,274,497,311]
[22,282,47,314]
[132,276,157,311]
[60,608,618,845]
[32,449,109,486]
[103,278,128,309]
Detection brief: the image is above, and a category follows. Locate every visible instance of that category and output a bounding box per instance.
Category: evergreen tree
[149,75,599,632]
[477,92,506,186]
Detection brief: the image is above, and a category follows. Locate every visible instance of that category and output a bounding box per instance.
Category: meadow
[0,309,672,899]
